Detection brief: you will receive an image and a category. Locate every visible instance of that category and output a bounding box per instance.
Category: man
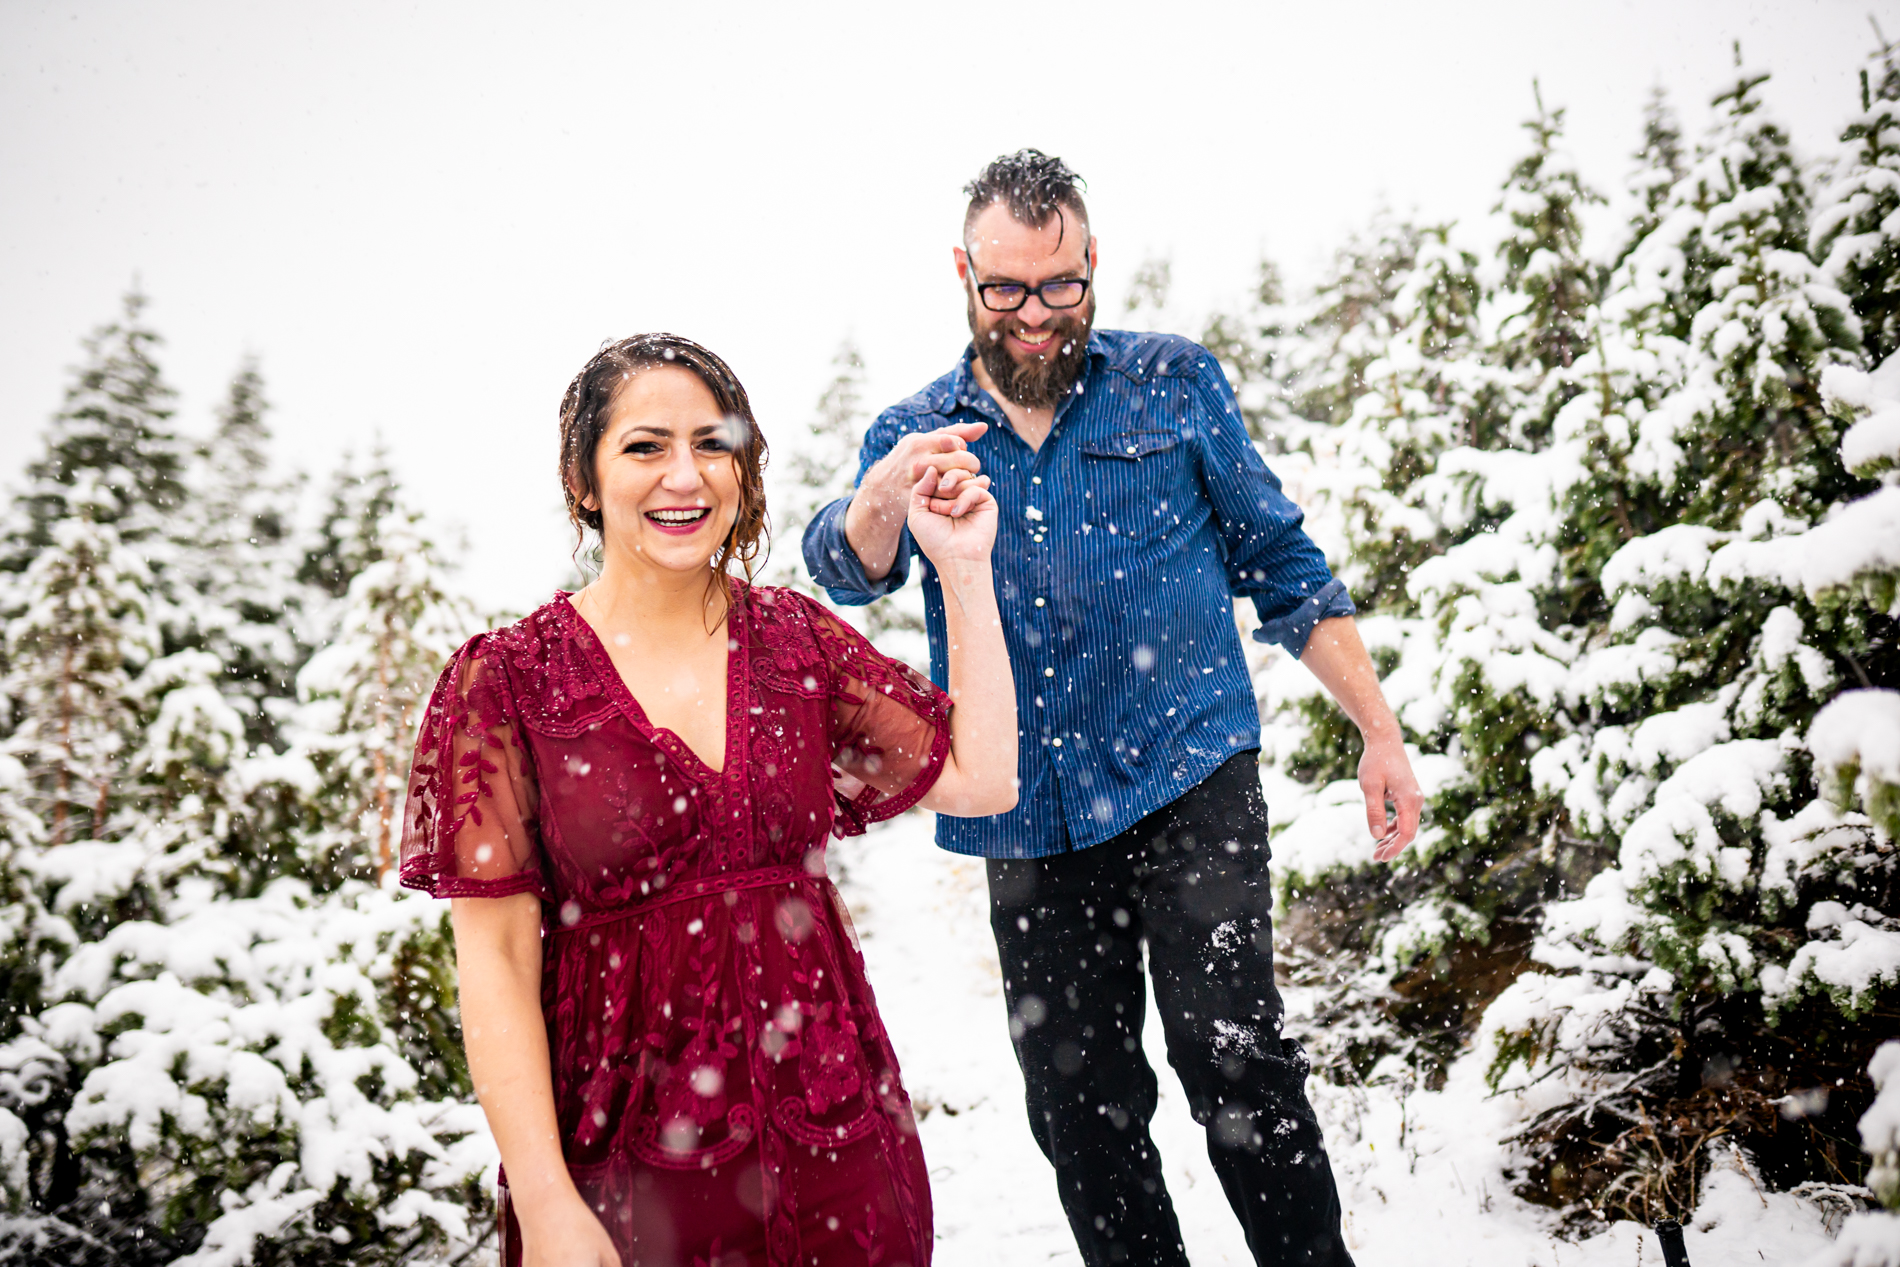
[802,150,1420,1267]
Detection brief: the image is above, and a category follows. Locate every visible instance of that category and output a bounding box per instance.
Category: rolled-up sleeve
[800,409,919,607]
[803,495,915,606]
[1189,364,1355,659]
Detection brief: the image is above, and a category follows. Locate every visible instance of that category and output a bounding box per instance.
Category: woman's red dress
[400,583,946,1267]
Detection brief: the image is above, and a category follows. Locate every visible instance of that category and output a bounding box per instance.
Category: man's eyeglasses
[965,254,1093,313]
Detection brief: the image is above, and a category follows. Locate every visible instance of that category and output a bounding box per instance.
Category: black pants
[986,751,1354,1267]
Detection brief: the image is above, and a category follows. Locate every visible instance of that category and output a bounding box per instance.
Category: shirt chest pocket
[1078,430,1186,541]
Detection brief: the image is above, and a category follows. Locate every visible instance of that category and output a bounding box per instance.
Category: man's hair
[962,149,1089,250]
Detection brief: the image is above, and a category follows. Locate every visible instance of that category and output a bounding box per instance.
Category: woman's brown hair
[558,333,770,584]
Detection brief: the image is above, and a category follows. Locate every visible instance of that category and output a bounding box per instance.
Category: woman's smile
[644,505,713,534]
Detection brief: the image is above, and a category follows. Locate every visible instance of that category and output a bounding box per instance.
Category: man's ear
[953,246,970,281]
[1088,236,1099,272]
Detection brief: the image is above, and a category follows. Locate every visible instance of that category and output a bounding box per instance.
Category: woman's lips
[644,507,711,535]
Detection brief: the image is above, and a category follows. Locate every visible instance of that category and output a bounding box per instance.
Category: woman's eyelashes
[618,436,732,457]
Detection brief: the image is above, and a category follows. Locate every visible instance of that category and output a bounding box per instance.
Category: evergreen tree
[0,309,493,1264]
[1472,64,1889,1223]
[297,451,401,603]
[1263,98,1606,1086]
[167,361,309,751]
[766,341,930,669]
[1614,87,1689,271]
[1493,85,1605,401]
[1280,213,1422,431]
[1,477,157,848]
[1119,255,1175,332]
[1200,257,1310,451]
[296,511,478,884]
[3,291,186,571]
[1813,28,1900,367]
[766,340,870,599]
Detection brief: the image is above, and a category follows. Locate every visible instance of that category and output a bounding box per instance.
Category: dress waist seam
[550,863,816,934]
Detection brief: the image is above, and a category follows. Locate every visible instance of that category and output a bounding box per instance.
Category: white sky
[1,0,1885,613]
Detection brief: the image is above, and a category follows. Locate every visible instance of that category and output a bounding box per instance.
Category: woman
[399,333,1015,1267]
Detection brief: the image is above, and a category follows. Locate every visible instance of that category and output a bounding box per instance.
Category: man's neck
[969,354,1055,453]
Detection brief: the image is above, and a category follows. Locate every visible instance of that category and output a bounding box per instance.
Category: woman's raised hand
[906,465,996,566]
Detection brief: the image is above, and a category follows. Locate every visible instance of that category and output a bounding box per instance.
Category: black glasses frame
[964,253,1094,313]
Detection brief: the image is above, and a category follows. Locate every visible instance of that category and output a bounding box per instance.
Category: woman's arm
[903,469,1019,818]
[451,893,620,1267]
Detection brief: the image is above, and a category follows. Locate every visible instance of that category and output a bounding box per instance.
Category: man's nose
[1019,294,1055,327]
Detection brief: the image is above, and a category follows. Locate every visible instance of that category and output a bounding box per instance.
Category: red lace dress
[400,583,948,1267]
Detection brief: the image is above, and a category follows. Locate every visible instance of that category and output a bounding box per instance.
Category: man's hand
[845,422,989,581]
[1360,731,1423,862]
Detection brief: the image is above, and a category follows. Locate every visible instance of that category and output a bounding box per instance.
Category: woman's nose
[660,446,703,491]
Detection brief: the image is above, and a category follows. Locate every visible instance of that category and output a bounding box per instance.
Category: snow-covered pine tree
[296,451,401,606]
[1801,1040,1900,1267]
[1280,213,1422,433]
[1199,257,1309,452]
[0,305,493,1264]
[0,476,157,853]
[1491,84,1605,445]
[1814,28,1900,368]
[1612,87,1690,275]
[1,291,186,577]
[1263,92,1606,1086]
[166,361,309,752]
[766,340,869,601]
[1479,57,1890,1223]
[295,509,479,886]
[1119,255,1175,332]
[767,340,930,668]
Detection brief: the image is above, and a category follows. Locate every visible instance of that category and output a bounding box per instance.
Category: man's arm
[1187,359,1420,859]
[801,416,990,603]
[1299,616,1421,860]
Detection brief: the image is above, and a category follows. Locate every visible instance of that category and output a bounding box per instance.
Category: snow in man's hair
[962,148,1089,248]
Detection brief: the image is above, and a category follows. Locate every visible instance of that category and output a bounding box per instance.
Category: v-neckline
[558,582,744,781]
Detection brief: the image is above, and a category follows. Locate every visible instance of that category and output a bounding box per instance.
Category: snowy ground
[831,812,1845,1267]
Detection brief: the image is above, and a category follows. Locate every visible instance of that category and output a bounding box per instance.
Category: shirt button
[1043,667,1055,677]
[1053,738,1063,747]
[1035,597,1046,607]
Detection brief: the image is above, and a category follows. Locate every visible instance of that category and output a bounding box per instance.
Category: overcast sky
[1,0,1885,613]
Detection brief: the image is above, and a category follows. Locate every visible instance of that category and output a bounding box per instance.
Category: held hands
[865,422,990,524]
[906,465,997,568]
[1360,731,1423,863]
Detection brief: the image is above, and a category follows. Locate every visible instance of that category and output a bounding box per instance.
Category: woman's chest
[521,678,836,894]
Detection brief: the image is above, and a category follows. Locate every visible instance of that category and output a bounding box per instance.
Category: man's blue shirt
[802,329,1354,859]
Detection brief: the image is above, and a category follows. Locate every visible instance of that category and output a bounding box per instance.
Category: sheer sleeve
[804,601,954,836]
[398,635,551,900]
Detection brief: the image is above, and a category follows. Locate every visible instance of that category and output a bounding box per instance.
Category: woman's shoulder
[747,582,825,622]
[449,595,614,723]
[452,595,575,669]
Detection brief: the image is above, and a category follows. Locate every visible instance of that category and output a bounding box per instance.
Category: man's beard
[967,290,1094,411]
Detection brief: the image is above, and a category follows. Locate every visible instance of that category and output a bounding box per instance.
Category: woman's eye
[698,439,733,454]
[623,441,662,455]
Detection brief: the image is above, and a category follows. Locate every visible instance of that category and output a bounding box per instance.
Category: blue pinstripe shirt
[802,329,1354,859]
